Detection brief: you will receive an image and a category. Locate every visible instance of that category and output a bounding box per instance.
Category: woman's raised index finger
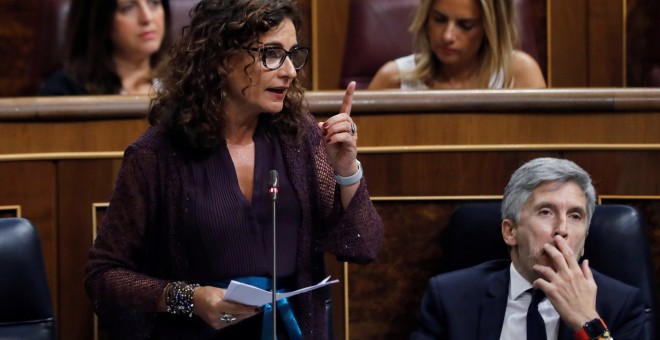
[339,81,356,116]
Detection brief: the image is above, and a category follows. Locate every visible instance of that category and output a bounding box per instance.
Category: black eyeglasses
[248,46,309,70]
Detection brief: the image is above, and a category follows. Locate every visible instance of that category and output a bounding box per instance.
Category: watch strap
[575,318,609,340]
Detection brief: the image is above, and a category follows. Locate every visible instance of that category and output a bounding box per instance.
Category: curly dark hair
[148,0,308,150]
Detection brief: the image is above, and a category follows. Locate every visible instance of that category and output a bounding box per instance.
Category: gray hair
[501,158,596,226]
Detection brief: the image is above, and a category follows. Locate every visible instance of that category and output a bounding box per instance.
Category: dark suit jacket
[410,260,650,340]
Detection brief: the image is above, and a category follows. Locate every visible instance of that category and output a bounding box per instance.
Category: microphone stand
[268,170,279,340]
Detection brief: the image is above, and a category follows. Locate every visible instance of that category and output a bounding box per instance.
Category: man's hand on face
[531,235,600,331]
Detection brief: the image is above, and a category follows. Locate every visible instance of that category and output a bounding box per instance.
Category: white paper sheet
[223,276,339,306]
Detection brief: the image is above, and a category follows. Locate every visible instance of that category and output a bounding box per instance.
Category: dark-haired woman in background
[84,0,384,339]
[40,0,171,95]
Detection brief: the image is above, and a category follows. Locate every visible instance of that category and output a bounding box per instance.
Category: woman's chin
[262,104,284,114]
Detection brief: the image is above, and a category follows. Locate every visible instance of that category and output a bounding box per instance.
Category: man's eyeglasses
[248,46,309,70]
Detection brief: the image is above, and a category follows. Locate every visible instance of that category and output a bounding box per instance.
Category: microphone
[268,170,279,339]
[269,170,279,201]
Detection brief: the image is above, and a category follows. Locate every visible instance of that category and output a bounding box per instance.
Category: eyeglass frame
[247,46,310,71]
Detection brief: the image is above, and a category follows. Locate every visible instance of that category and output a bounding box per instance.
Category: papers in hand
[223,276,339,307]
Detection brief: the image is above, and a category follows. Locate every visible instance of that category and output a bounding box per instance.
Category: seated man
[411,157,650,340]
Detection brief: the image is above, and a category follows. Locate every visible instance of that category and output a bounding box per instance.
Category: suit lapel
[478,267,510,340]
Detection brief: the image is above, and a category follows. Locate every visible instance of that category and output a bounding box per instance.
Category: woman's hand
[193,286,261,330]
[318,81,359,177]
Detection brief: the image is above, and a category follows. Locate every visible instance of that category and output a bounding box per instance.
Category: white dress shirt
[500,263,561,340]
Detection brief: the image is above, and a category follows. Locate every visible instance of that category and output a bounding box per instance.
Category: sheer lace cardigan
[84,113,385,339]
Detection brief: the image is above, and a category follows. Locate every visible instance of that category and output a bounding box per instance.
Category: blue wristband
[335,160,362,186]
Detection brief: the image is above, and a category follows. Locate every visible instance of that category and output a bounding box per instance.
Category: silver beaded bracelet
[165,281,200,317]
[335,160,363,186]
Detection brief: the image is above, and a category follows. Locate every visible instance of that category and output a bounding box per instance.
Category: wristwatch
[575,318,610,340]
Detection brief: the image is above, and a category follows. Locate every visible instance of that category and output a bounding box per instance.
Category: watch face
[584,318,607,337]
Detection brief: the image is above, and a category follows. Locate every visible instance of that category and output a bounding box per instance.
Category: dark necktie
[527,289,547,340]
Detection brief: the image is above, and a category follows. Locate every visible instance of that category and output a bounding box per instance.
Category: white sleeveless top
[394,54,505,89]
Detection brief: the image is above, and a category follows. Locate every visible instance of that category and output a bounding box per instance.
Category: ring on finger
[350,122,357,136]
[220,313,237,324]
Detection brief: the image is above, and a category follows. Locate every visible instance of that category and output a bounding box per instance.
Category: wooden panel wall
[0,91,659,339]
[0,161,57,309]
[548,0,625,87]
[0,0,57,96]
[626,0,660,86]
[57,160,121,339]
[312,0,349,90]
[547,0,588,86]
[587,0,625,86]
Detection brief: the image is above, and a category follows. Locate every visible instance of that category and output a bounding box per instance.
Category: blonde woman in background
[368,0,546,90]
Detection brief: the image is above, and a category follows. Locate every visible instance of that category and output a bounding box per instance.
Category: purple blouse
[185,119,301,282]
